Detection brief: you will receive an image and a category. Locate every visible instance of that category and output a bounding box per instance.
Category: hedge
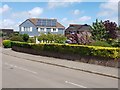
[3,40,11,48]
[11,41,120,59]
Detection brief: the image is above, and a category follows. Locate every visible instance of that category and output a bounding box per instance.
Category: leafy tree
[38,33,67,44]
[54,34,67,43]
[103,20,117,40]
[91,19,106,41]
[10,36,24,42]
[22,34,29,42]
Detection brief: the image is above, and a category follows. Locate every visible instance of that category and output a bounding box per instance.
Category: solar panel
[36,19,57,27]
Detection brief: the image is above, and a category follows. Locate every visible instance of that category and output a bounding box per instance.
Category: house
[1,29,14,36]
[19,18,65,37]
[65,24,92,44]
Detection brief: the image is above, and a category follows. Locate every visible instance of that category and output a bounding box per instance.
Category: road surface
[2,53,118,88]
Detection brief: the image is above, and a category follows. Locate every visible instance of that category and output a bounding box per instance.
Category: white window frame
[30,27,32,32]
[38,28,45,32]
[21,27,24,32]
[51,28,58,32]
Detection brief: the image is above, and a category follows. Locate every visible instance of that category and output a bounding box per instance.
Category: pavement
[2,48,119,79]
[2,50,118,88]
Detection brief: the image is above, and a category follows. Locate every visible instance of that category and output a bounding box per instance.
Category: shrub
[89,41,111,47]
[111,39,120,47]
[3,40,11,48]
[10,36,24,42]
[38,33,67,44]
[11,41,120,59]
[22,34,29,42]
[28,37,36,43]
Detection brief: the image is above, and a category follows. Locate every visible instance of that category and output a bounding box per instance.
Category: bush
[10,36,24,42]
[38,33,67,44]
[22,34,29,42]
[11,41,120,59]
[3,40,11,48]
[89,41,111,47]
[111,39,120,47]
[28,37,36,43]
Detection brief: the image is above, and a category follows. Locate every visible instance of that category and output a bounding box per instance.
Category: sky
[0,0,119,31]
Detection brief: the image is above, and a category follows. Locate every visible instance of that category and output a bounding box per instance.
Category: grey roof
[29,18,65,28]
[65,24,92,32]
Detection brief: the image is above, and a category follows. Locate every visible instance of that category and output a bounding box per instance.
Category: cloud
[48,0,82,9]
[0,19,15,29]
[104,17,118,24]
[78,16,91,21]
[28,7,43,17]
[1,7,43,30]
[97,0,118,17]
[11,7,43,19]
[61,16,91,27]
[73,9,80,15]
[0,4,11,14]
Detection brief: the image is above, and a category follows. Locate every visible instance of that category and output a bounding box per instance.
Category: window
[21,27,24,32]
[21,27,32,32]
[38,28,45,32]
[53,28,56,32]
[51,28,58,32]
[30,27,32,32]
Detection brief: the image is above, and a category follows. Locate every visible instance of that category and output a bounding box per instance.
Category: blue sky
[0,1,118,31]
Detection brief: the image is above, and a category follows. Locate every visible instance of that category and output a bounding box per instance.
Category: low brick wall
[12,46,120,68]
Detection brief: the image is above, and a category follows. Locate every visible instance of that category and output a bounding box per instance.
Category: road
[2,53,118,88]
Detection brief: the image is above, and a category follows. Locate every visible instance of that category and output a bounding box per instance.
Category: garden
[2,19,120,67]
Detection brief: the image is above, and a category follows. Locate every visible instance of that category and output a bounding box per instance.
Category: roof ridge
[29,18,57,20]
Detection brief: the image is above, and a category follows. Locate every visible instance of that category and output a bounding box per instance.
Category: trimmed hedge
[11,41,120,59]
[3,40,11,48]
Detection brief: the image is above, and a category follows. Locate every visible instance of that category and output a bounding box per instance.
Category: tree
[103,20,117,40]
[22,34,29,42]
[10,36,24,42]
[91,19,106,41]
[54,34,67,43]
[38,33,67,44]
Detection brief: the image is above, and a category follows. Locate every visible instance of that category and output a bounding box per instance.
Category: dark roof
[1,29,14,32]
[65,24,92,32]
[28,18,65,28]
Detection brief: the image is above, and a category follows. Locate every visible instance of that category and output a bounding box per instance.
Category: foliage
[54,34,67,43]
[10,35,24,42]
[91,19,106,41]
[11,41,120,59]
[38,33,67,44]
[103,20,117,40]
[111,39,120,47]
[89,41,111,47]
[2,40,11,48]
[22,34,29,42]
[28,37,36,43]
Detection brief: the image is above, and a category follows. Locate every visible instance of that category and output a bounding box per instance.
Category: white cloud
[104,17,118,24]
[61,16,91,27]
[28,7,43,17]
[73,9,80,15]
[97,0,118,17]
[1,7,43,30]
[78,16,91,22]
[0,19,15,29]
[48,0,82,9]
[0,4,11,14]
[11,7,43,19]
[0,19,22,30]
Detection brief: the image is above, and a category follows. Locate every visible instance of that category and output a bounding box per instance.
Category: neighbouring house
[19,18,65,37]
[1,29,14,36]
[65,24,92,44]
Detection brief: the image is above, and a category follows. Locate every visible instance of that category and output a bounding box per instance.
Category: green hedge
[3,40,11,48]
[11,41,120,59]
